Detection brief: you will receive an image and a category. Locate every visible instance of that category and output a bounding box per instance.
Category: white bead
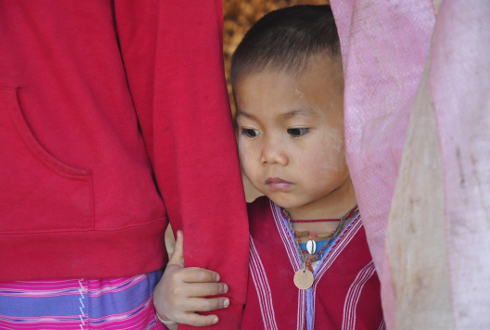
[306,240,316,254]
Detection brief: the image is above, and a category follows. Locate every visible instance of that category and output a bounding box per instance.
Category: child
[154,5,384,329]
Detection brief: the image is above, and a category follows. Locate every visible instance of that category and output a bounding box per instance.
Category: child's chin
[267,195,300,210]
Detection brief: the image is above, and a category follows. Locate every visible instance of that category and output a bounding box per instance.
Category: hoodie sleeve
[114,0,249,328]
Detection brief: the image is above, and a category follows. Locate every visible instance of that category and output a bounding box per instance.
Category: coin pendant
[293,268,314,289]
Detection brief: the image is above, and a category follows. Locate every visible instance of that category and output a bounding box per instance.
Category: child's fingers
[187,296,230,313]
[168,230,184,267]
[181,267,220,283]
[186,282,229,297]
[182,313,219,327]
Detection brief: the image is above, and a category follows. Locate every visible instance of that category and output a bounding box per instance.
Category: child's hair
[231,5,341,86]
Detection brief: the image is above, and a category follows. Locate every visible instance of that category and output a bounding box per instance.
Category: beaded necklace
[291,218,342,223]
[281,205,359,289]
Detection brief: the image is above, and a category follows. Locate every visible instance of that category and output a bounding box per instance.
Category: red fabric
[0,1,248,328]
[242,197,383,330]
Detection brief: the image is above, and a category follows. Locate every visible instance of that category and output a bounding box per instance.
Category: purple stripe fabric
[0,271,165,330]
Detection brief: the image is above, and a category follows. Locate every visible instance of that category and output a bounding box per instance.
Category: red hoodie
[0,0,249,328]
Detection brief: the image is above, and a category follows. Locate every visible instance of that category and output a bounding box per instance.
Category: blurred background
[165,0,328,254]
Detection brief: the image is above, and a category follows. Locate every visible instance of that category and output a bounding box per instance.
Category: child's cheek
[326,128,344,153]
[238,141,255,176]
[320,129,345,171]
[239,146,264,195]
[237,140,247,164]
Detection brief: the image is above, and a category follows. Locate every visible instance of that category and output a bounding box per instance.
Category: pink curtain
[330,0,490,328]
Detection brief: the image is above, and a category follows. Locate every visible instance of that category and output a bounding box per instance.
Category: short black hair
[231,5,340,86]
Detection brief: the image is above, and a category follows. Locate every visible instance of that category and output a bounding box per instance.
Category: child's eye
[287,128,310,137]
[242,128,260,138]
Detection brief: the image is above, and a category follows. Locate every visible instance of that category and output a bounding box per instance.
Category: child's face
[235,57,350,217]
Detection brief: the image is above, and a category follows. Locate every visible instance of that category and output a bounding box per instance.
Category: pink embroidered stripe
[0,272,164,330]
[311,214,362,329]
[271,201,302,270]
[341,261,376,330]
[0,275,147,298]
[296,288,306,330]
[314,215,362,283]
[249,236,279,330]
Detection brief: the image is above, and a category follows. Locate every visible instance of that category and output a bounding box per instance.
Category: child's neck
[285,178,357,242]
[286,177,357,221]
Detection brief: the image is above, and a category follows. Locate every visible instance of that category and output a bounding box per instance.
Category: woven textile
[0,271,164,330]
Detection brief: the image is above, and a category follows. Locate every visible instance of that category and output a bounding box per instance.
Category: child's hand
[153,230,230,327]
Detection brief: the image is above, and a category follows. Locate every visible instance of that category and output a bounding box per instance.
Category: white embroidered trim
[249,236,279,330]
[310,214,362,329]
[77,279,87,330]
[271,200,302,270]
[269,201,365,330]
[341,261,376,330]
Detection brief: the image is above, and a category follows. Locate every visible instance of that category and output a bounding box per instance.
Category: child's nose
[260,137,288,166]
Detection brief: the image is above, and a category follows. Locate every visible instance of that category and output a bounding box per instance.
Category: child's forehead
[234,60,343,114]
[234,56,343,93]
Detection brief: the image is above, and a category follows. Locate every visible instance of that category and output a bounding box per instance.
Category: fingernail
[223,284,228,293]
[224,299,230,308]
[213,317,219,324]
[215,274,220,282]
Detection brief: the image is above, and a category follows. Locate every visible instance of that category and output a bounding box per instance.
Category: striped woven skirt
[0,270,165,330]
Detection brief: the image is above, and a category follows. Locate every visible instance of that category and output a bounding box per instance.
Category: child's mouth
[265,177,293,191]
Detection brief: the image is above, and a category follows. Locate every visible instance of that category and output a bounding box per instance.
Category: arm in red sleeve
[114,1,249,328]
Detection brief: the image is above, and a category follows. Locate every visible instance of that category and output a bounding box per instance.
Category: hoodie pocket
[0,87,94,233]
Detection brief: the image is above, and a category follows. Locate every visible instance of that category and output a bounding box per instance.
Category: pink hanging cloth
[329,0,490,328]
